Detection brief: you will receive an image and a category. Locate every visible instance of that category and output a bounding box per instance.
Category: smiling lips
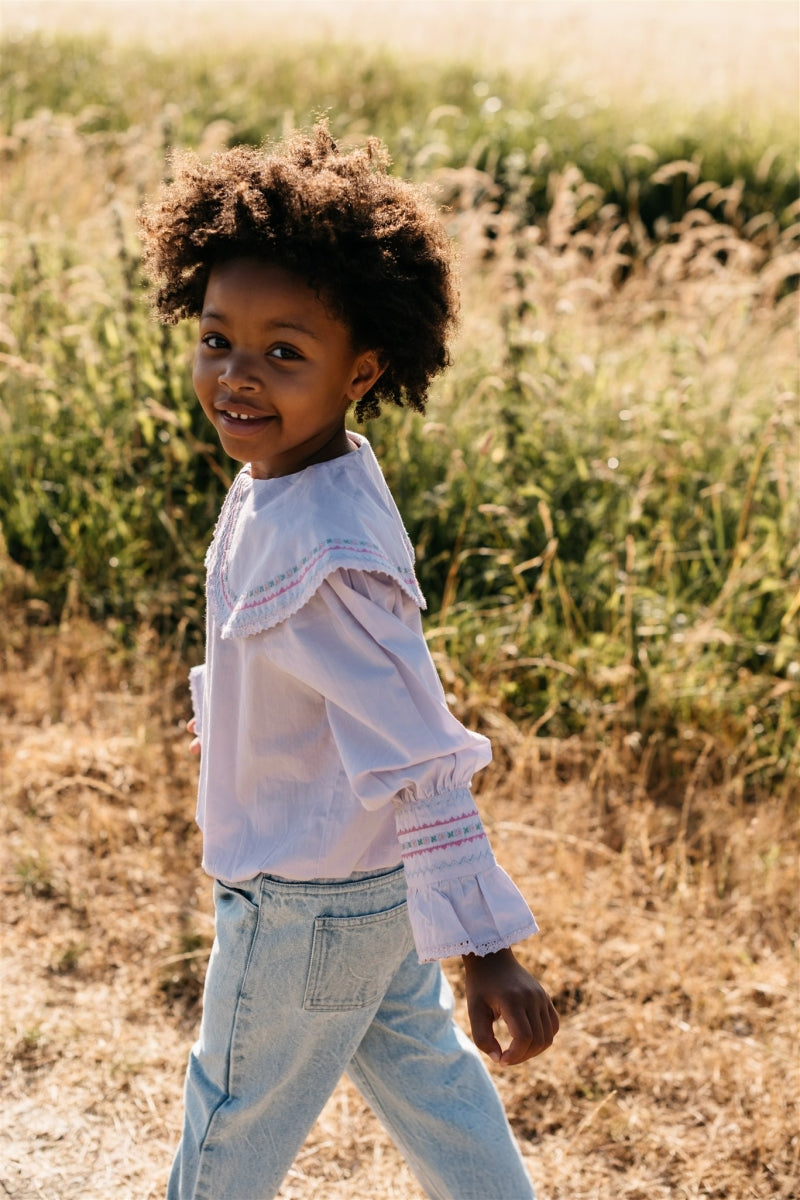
[217,408,275,434]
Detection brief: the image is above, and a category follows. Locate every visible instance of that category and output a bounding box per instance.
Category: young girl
[140,123,559,1200]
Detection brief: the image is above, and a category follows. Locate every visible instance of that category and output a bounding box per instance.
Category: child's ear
[348,350,386,401]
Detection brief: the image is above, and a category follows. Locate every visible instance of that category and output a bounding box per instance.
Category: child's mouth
[218,410,275,435]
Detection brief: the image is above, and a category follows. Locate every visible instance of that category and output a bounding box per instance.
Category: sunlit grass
[1,28,798,802]
[1,15,799,1199]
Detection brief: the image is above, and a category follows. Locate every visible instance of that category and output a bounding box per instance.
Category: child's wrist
[461,947,517,969]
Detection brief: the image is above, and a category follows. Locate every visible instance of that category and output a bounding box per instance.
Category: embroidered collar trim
[206,438,425,638]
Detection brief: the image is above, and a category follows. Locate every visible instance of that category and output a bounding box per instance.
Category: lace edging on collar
[206,458,426,639]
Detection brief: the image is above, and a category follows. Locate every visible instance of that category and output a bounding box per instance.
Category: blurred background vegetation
[1,2,798,803]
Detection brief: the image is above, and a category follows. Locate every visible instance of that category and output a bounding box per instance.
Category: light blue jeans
[167,865,536,1200]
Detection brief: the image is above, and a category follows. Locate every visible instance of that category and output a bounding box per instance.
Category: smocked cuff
[394,788,494,885]
[393,788,539,961]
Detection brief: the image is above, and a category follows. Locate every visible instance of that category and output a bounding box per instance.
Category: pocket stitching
[303,901,412,1013]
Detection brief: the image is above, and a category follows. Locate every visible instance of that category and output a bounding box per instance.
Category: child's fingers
[496,1008,535,1066]
[186,718,201,756]
[499,999,559,1065]
[463,951,560,1065]
[467,999,504,1064]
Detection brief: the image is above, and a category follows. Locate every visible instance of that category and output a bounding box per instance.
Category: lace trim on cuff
[404,863,539,963]
[415,920,540,964]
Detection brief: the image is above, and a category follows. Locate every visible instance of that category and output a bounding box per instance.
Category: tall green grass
[1,32,798,801]
[2,31,798,239]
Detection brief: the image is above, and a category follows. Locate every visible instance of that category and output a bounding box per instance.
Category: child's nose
[219,352,261,391]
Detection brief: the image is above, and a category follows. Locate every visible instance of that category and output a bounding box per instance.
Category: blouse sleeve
[259,568,538,962]
[189,663,206,739]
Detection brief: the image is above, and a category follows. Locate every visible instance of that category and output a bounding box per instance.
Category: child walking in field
[139,122,558,1200]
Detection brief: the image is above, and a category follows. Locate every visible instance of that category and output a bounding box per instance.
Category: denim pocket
[303,900,413,1012]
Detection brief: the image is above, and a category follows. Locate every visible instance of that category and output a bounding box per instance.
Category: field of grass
[1,3,798,1198]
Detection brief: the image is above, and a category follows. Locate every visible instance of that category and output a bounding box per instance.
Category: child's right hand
[187,718,202,756]
[462,947,559,1066]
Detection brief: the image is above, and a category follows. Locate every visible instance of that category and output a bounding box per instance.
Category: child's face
[193,258,383,479]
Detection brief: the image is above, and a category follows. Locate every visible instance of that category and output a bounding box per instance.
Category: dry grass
[1,4,797,1197]
[2,618,797,1199]
[1,229,796,1199]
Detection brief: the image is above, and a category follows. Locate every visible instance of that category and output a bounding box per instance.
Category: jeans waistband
[222,862,405,897]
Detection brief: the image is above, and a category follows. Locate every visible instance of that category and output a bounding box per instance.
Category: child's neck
[248,428,357,480]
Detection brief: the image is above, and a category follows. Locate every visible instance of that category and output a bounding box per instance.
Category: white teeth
[228,412,257,420]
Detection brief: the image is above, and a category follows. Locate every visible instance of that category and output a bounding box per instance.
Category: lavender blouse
[189,434,538,962]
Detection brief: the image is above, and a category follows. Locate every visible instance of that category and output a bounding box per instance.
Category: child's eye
[269,345,302,361]
[201,333,229,350]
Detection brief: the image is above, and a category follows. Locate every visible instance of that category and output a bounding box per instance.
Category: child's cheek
[192,350,208,401]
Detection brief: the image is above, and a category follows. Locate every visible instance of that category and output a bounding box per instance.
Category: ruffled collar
[206,434,425,638]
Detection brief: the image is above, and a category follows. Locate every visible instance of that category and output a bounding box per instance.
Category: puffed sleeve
[260,568,538,962]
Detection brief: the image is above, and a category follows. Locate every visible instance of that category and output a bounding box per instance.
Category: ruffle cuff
[393,788,538,961]
[406,867,539,963]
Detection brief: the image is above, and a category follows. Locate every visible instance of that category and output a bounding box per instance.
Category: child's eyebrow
[200,308,322,341]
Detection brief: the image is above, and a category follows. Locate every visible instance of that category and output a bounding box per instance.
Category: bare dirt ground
[1,619,797,1199]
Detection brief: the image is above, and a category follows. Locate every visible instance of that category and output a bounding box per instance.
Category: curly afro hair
[138,122,459,420]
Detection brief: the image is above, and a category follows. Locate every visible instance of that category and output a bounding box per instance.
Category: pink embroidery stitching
[217,477,419,615]
[230,543,411,613]
[399,811,477,834]
[400,833,488,859]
